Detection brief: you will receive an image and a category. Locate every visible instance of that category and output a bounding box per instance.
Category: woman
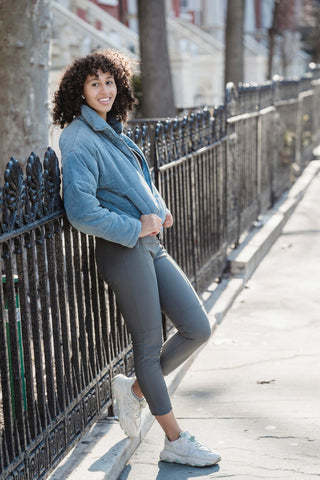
[52,49,221,467]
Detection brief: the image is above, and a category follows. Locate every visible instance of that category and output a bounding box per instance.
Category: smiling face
[83,69,117,120]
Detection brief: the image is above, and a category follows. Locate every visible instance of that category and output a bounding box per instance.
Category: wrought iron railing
[1,68,320,479]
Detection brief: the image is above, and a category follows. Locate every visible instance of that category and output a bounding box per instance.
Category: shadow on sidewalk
[120,462,220,479]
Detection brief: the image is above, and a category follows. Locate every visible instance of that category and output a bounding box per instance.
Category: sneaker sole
[160,451,221,467]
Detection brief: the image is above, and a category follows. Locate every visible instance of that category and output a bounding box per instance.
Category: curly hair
[52,49,137,128]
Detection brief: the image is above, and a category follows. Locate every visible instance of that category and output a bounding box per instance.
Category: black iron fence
[1,69,320,479]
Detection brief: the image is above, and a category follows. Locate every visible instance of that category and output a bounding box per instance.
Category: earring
[81,95,85,100]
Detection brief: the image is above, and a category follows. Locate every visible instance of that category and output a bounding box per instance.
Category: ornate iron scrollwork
[43,147,62,216]
[2,158,26,233]
[0,149,63,237]
[26,152,45,223]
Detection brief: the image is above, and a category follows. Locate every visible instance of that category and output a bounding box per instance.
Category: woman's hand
[162,210,173,229]
[139,214,162,237]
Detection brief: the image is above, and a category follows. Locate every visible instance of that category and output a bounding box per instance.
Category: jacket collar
[80,104,123,135]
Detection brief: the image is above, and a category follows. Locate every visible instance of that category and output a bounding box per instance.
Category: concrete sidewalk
[49,161,320,480]
[119,166,320,479]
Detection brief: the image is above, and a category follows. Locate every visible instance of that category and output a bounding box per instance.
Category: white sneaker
[160,431,221,467]
[111,374,146,437]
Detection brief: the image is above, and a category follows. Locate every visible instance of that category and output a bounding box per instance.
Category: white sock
[131,386,144,402]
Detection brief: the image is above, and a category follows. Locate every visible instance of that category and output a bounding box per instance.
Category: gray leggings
[95,235,211,416]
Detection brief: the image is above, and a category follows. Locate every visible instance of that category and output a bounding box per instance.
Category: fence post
[225,82,240,246]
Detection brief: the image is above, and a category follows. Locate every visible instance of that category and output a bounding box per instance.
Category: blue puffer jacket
[60,105,167,248]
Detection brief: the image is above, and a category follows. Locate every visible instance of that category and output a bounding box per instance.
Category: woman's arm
[62,150,142,247]
[162,210,173,228]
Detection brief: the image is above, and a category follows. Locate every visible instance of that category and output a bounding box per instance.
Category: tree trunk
[224,0,245,87]
[267,0,280,80]
[0,0,52,172]
[312,6,320,63]
[137,0,175,118]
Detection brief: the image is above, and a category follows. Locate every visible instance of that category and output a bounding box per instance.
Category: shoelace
[189,435,211,452]
[181,432,206,450]
[186,434,199,445]
[131,398,146,419]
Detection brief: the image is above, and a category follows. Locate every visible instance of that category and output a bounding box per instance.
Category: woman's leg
[96,237,172,416]
[142,240,211,442]
[96,238,220,464]
[154,249,211,376]
[152,249,221,465]
[96,238,183,440]
[131,379,182,440]
[155,410,182,441]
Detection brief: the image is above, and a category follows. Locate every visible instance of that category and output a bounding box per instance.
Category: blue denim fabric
[60,105,167,247]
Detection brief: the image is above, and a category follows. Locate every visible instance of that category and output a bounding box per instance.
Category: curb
[48,158,320,480]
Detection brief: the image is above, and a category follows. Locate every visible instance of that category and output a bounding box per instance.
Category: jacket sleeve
[62,150,142,248]
[150,183,168,221]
